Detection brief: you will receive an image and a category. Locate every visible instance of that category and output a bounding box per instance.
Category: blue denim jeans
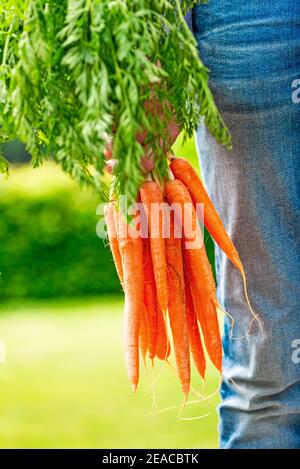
[189,1,300,449]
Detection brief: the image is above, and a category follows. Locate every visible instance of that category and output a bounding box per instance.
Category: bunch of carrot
[104,157,250,398]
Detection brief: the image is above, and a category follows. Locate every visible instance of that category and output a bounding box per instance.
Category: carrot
[184,269,206,380]
[142,234,158,360]
[104,202,124,285]
[115,209,144,392]
[155,304,170,361]
[170,157,243,272]
[170,157,260,332]
[139,307,148,363]
[140,181,168,313]
[165,210,190,397]
[165,179,222,372]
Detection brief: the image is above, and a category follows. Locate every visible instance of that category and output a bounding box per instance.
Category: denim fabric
[191,1,300,449]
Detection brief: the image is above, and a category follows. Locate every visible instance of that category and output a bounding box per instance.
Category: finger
[141,150,154,173]
[105,159,118,174]
[168,121,180,143]
[136,130,147,145]
[158,121,180,154]
[103,147,113,160]
[104,138,113,159]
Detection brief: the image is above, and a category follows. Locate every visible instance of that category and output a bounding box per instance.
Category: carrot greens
[0,0,231,205]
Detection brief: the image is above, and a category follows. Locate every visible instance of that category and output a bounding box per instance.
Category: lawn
[0,297,220,448]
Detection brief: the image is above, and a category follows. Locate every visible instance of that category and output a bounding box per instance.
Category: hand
[104,99,180,174]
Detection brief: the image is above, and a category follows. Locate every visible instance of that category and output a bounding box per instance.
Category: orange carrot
[166,179,222,372]
[139,307,148,363]
[155,304,170,361]
[140,181,168,313]
[170,157,243,272]
[170,157,260,332]
[184,269,206,380]
[115,209,144,392]
[165,210,190,396]
[104,202,124,285]
[142,234,158,359]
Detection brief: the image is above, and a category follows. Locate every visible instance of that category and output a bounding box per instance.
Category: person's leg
[192,0,300,449]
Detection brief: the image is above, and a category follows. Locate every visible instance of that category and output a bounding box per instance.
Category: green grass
[173,133,200,172]
[0,297,220,448]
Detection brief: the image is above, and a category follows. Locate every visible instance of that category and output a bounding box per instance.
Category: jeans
[190,1,300,448]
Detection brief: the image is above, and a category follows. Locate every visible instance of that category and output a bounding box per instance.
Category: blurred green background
[0,137,220,448]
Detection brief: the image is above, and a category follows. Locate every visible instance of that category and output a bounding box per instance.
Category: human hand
[104,99,180,175]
